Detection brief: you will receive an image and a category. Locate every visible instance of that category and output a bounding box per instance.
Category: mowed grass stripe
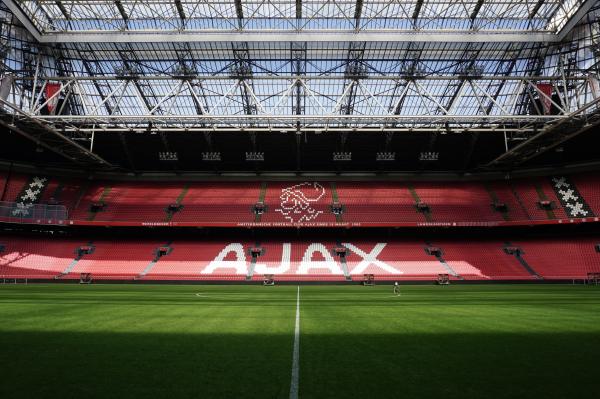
[299,285,600,399]
[0,285,298,399]
[1,284,600,399]
[289,286,301,399]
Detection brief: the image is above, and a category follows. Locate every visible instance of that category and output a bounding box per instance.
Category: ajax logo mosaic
[275,182,325,223]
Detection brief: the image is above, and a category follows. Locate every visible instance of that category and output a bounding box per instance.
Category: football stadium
[1,1,600,398]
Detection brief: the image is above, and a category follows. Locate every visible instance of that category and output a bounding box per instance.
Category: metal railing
[0,201,68,225]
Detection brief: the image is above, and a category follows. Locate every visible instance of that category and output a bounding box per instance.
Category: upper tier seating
[510,178,568,220]
[335,183,424,223]
[485,181,530,221]
[0,174,29,203]
[2,172,599,225]
[572,173,600,216]
[261,182,337,224]
[0,171,8,202]
[171,182,259,224]
[38,177,83,211]
[71,182,183,222]
[413,182,500,222]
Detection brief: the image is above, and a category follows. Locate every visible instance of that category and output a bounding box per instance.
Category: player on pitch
[393,281,401,296]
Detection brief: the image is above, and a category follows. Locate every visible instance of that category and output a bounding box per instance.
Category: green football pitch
[1,284,600,399]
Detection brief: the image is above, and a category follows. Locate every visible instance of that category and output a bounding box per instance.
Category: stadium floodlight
[245,152,264,161]
[458,65,485,79]
[345,64,369,80]
[401,64,425,79]
[201,152,221,161]
[376,152,396,161]
[229,64,253,80]
[158,152,178,161]
[419,152,439,161]
[172,64,198,80]
[333,152,352,161]
[115,65,141,79]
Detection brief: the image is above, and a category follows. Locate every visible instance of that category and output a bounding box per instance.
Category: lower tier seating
[62,240,164,279]
[433,240,536,280]
[1,236,598,281]
[512,238,600,279]
[0,237,82,279]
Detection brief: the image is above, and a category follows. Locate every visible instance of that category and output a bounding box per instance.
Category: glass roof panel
[11,1,589,34]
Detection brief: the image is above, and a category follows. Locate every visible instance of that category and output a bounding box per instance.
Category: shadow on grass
[0,331,292,399]
[1,331,599,399]
[301,331,600,399]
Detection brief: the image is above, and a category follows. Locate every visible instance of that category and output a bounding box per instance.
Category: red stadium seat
[1,236,599,282]
[5,173,600,225]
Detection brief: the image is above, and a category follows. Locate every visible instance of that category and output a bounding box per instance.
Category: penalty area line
[289,286,300,399]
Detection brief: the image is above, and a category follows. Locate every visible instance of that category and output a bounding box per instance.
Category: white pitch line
[289,286,300,399]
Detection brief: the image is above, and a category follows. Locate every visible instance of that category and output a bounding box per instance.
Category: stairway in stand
[165,185,189,222]
[87,186,112,221]
[504,241,542,279]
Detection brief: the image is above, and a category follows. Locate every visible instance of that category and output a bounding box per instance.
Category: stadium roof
[3,1,597,133]
[4,0,596,42]
[1,1,600,171]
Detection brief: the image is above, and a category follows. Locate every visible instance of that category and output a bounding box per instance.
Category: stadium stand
[61,240,164,280]
[484,181,530,221]
[95,183,182,222]
[69,182,107,221]
[510,178,569,220]
[144,241,252,281]
[38,179,60,204]
[251,241,346,281]
[512,237,600,279]
[0,173,29,202]
[344,241,445,280]
[51,178,87,212]
[2,173,600,226]
[171,182,260,224]
[2,236,598,282]
[335,183,424,223]
[433,240,536,280]
[0,171,6,197]
[412,182,500,222]
[0,237,81,279]
[261,182,337,224]
[572,173,600,216]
